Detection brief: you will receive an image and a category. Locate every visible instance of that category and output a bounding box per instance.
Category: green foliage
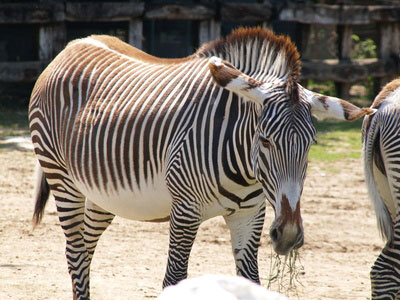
[351,34,377,59]
[309,119,363,162]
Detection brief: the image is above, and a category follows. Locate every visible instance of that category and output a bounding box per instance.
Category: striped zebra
[363,78,400,299]
[30,27,373,300]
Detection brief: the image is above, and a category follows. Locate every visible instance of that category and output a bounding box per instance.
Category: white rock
[157,275,290,300]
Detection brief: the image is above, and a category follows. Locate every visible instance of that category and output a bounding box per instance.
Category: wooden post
[378,22,397,89]
[129,19,143,50]
[336,24,352,99]
[299,23,311,89]
[39,23,66,61]
[199,19,220,45]
[298,23,311,58]
[199,20,209,46]
[392,23,400,55]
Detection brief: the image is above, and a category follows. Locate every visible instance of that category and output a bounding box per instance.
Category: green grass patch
[309,119,363,162]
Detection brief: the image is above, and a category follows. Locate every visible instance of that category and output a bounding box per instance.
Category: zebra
[29,27,374,299]
[363,78,400,299]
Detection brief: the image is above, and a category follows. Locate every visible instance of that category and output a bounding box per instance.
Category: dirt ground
[0,144,383,300]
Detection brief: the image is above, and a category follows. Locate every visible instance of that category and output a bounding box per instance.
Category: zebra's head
[209,57,375,255]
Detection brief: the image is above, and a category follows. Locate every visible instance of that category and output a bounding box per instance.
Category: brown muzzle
[269,194,303,255]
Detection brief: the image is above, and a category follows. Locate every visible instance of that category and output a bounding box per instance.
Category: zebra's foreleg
[223,201,266,284]
[53,189,90,300]
[84,199,115,261]
[162,201,201,288]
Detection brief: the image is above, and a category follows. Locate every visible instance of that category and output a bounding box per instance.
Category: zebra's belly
[75,175,173,221]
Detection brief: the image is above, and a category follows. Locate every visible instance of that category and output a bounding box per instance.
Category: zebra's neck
[209,87,260,185]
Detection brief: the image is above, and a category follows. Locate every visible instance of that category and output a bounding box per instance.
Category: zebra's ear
[302,86,376,121]
[208,56,270,105]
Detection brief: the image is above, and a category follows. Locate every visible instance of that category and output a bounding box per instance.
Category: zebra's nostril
[294,233,304,249]
[270,227,279,242]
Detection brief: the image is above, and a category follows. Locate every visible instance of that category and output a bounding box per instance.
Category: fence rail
[1,1,400,98]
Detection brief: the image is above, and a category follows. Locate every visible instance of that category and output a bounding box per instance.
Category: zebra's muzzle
[269,194,304,256]
[269,223,304,256]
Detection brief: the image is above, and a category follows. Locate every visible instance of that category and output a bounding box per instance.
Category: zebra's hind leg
[371,224,400,300]
[162,202,201,288]
[223,201,266,284]
[52,184,90,300]
[84,199,115,261]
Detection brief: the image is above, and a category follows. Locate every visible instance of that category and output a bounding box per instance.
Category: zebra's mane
[197,27,301,102]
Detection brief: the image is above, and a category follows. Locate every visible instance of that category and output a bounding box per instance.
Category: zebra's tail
[32,162,50,227]
[363,114,393,243]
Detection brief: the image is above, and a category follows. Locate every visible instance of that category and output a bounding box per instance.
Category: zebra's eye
[259,136,272,149]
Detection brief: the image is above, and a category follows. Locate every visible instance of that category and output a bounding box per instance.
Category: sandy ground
[0,143,383,300]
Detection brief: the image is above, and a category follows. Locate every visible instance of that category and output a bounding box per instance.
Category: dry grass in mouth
[267,248,305,298]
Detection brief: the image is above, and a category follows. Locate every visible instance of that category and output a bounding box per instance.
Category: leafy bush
[350,34,377,59]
